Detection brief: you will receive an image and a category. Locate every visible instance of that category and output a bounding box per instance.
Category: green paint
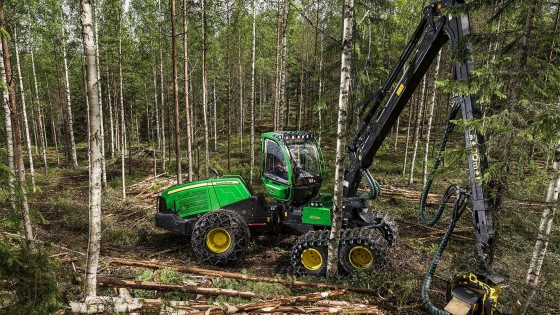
[161,176,251,218]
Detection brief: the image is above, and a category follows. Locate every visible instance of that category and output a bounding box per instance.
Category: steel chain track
[191,209,250,265]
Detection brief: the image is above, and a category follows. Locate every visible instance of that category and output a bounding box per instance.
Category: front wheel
[191,210,250,265]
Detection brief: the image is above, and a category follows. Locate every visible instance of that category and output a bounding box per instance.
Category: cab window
[263,139,288,182]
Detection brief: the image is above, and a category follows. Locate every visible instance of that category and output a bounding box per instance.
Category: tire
[191,209,250,266]
[338,227,388,274]
[290,230,329,277]
[371,211,398,247]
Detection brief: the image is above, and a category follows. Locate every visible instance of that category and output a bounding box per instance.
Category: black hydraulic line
[421,185,468,315]
[419,103,461,226]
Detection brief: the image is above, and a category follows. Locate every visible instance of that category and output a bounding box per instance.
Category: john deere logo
[270,188,274,193]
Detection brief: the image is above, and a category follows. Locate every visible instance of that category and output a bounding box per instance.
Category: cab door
[261,138,291,201]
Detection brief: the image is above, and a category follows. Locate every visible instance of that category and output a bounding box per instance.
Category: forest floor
[3,136,560,314]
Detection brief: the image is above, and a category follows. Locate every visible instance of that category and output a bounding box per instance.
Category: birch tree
[1,40,15,212]
[30,48,48,174]
[80,0,102,296]
[515,140,560,314]
[13,28,36,190]
[94,4,107,187]
[327,0,353,279]
[1,1,34,250]
[408,77,427,184]
[119,5,126,198]
[422,52,441,185]
[61,10,78,167]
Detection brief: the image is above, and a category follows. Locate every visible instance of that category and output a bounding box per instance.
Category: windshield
[288,142,321,178]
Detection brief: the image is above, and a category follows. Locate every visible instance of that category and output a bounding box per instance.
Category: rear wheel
[339,227,388,274]
[291,230,329,277]
[191,210,250,265]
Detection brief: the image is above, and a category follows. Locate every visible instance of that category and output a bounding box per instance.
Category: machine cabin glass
[288,142,321,186]
[263,139,289,183]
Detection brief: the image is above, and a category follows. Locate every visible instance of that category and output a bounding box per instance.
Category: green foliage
[0,239,66,314]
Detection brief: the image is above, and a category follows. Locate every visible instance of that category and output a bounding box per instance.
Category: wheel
[371,211,398,247]
[291,230,329,277]
[191,209,250,265]
[339,227,388,274]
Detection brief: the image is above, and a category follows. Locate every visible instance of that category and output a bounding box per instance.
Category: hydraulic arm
[342,0,507,313]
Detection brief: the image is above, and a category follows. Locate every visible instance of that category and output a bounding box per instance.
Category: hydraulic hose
[419,103,461,226]
[421,185,468,315]
[361,169,382,200]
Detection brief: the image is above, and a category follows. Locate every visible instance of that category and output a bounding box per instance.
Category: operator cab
[260,131,324,205]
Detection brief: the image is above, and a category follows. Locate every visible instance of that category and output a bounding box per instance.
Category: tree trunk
[0,39,16,212]
[408,77,427,185]
[327,0,353,279]
[30,49,48,175]
[201,0,209,177]
[213,81,217,152]
[81,0,102,297]
[249,0,256,185]
[159,0,166,172]
[94,7,107,188]
[279,1,288,128]
[422,52,441,185]
[402,105,412,176]
[183,0,192,182]
[1,4,34,250]
[108,67,115,158]
[238,31,244,153]
[61,13,78,168]
[273,0,282,129]
[119,10,127,199]
[13,28,36,191]
[171,0,182,184]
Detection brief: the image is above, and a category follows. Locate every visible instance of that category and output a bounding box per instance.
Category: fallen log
[395,219,474,241]
[67,297,221,314]
[234,290,346,312]
[97,276,260,299]
[110,258,378,294]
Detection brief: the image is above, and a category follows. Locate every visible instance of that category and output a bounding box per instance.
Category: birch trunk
[249,0,256,185]
[516,141,560,314]
[273,0,281,129]
[30,49,48,175]
[153,67,161,156]
[81,0,102,297]
[108,67,115,158]
[238,32,244,153]
[1,2,34,249]
[94,7,107,188]
[119,11,127,199]
[213,81,217,152]
[14,28,36,191]
[61,13,78,167]
[422,52,441,185]
[171,0,182,184]
[158,0,166,172]
[402,106,412,176]
[183,0,192,181]
[408,77,427,184]
[201,0,209,177]
[327,0,353,278]
[1,40,16,211]
[279,1,288,128]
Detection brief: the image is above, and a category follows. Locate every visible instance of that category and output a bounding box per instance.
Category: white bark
[202,0,209,177]
[158,0,166,172]
[94,6,107,188]
[119,11,126,199]
[249,0,256,184]
[279,2,288,128]
[408,77,427,184]
[171,0,182,184]
[30,49,48,175]
[183,0,192,181]
[213,81,217,152]
[0,41,16,211]
[238,32,244,153]
[81,0,102,297]
[108,67,115,158]
[1,4,35,250]
[153,67,161,157]
[422,52,441,185]
[61,13,78,167]
[14,28,36,191]
[327,0,353,279]
[403,106,412,176]
[517,141,560,314]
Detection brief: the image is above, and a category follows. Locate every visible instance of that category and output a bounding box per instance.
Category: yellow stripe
[167,180,239,195]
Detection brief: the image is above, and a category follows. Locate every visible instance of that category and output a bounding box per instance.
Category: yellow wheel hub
[349,246,374,269]
[301,248,323,271]
[206,228,232,253]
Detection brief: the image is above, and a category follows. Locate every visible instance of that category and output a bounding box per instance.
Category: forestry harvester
[156,0,509,314]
